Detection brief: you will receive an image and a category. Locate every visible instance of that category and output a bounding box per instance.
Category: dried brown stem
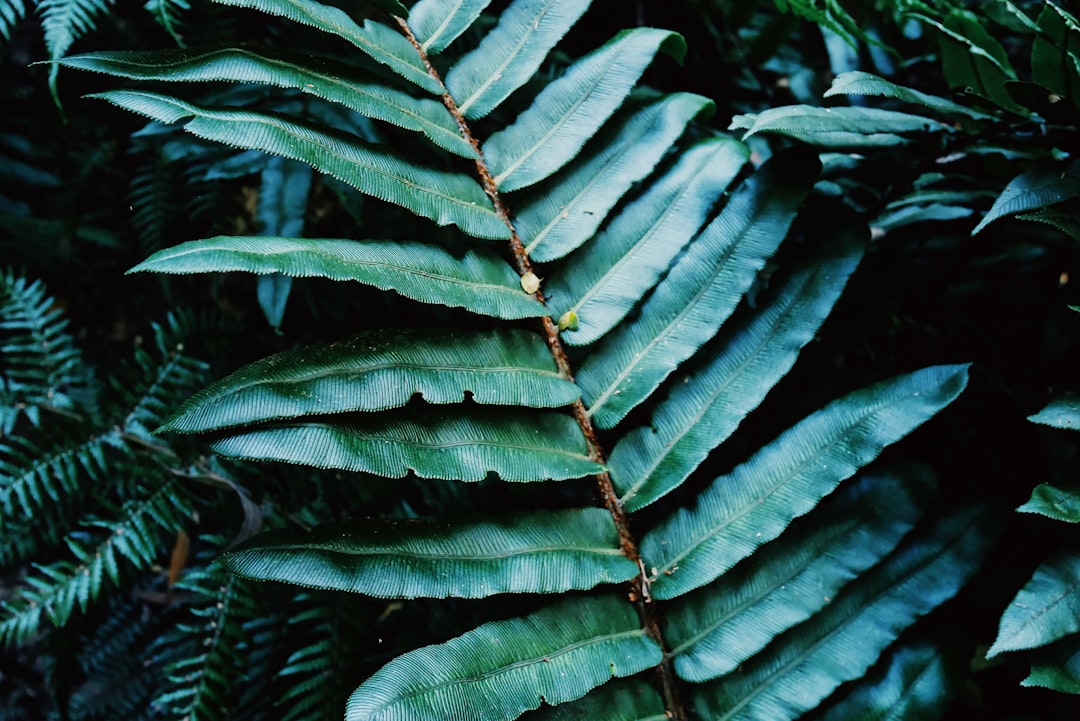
[394,16,685,720]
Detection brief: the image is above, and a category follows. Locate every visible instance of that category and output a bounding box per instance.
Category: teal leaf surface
[346,595,662,721]
[160,329,578,433]
[90,91,507,238]
[665,470,925,681]
[208,408,604,481]
[517,92,712,262]
[220,508,636,598]
[577,149,818,429]
[972,165,1080,234]
[1019,483,1080,524]
[730,106,949,148]
[485,28,685,192]
[1023,635,1080,694]
[989,551,1080,657]
[690,507,991,721]
[609,224,863,510]
[130,237,543,319]
[549,137,747,347]
[824,70,995,120]
[408,0,493,55]
[642,364,970,600]
[212,0,442,93]
[58,48,474,156]
[518,679,666,721]
[445,0,591,119]
[1032,3,1080,101]
[1029,393,1080,429]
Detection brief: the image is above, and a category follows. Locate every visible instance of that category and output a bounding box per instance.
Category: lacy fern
[57,0,986,719]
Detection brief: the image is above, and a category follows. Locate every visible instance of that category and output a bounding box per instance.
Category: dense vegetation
[2,0,1079,719]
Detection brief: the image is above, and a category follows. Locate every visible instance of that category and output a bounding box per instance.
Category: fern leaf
[688,507,991,721]
[549,137,747,347]
[89,90,509,239]
[144,0,189,45]
[208,408,604,481]
[517,92,713,262]
[972,164,1080,234]
[824,70,995,120]
[729,105,951,149]
[1029,393,1080,430]
[576,149,819,430]
[38,0,116,99]
[641,363,970,600]
[220,508,636,598]
[408,0,492,55]
[0,0,26,45]
[131,236,544,319]
[346,595,662,721]
[0,481,191,647]
[1032,3,1080,102]
[0,431,112,519]
[609,225,863,511]
[518,679,665,721]
[988,551,1080,657]
[445,0,591,120]
[160,329,577,433]
[817,639,963,721]
[1023,635,1080,693]
[59,47,475,156]
[212,0,441,93]
[484,28,685,192]
[664,470,926,682]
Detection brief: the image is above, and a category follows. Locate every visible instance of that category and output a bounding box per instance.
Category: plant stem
[394,16,686,720]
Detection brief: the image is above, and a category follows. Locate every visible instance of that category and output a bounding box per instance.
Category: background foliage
[2,0,1079,719]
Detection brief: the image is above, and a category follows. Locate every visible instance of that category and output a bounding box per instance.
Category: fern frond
[0,270,97,432]
[144,0,190,46]
[0,480,193,647]
[0,0,27,47]
[38,0,117,99]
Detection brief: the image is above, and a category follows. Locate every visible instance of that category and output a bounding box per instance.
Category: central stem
[394,16,686,721]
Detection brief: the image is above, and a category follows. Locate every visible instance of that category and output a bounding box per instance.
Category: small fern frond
[0,429,113,521]
[0,479,193,647]
[0,0,27,47]
[0,270,97,432]
[38,0,117,100]
[144,0,190,46]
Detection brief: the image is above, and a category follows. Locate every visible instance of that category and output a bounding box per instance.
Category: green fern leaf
[824,70,995,120]
[445,0,591,120]
[0,0,27,44]
[548,136,748,347]
[1023,635,1080,694]
[689,507,991,721]
[610,225,863,511]
[664,470,926,682]
[0,431,111,519]
[988,551,1080,657]
[130,236,544,319]
[1019,482,1080,523]
[89,90,509,238]
[730,105,951,149]
[517,92,712,262]
[38,0,116,99]
[1033,3,1080,102]
[518,679,665,721]
[346,595,662,721]
[212,0,441,93]
[59,47,475,156]
[208,408,604,481]
[972,164,1080,234]
[144,0,189,45]
[219,507,636,598]
[160,328,577,433]
[408,0,492,55]
[642,363,970,600]
[485,28,685,192]
[576,149,818,429]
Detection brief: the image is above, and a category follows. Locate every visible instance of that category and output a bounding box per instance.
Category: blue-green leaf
[517,92,713,262]
[518,679,666,721]
[409,0,493,55]
[576,149,819,430]
[346,595,662,721]
[609,224,863,511]
[730,105,950,149]
[212,0,442,93]
[988,551,1080,657]
[220,508,635,598]
[1033,2,1080,102]
[1023,634,1080,694]
[208,408,603,481]
[485,28,685,192]
[665,470,926,681]
[57,48,475,156]
[160,328,578,433]
[972,165,1080,235]
[91,91,508,238]
[1019,483,1080,524]
[445,0,591,119]
[689,507,991,721]
[824,70,995,120]
[130,237,543,319]
[549,137,748,347]
[1028,393,1080,429]
[642,364,970,600]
